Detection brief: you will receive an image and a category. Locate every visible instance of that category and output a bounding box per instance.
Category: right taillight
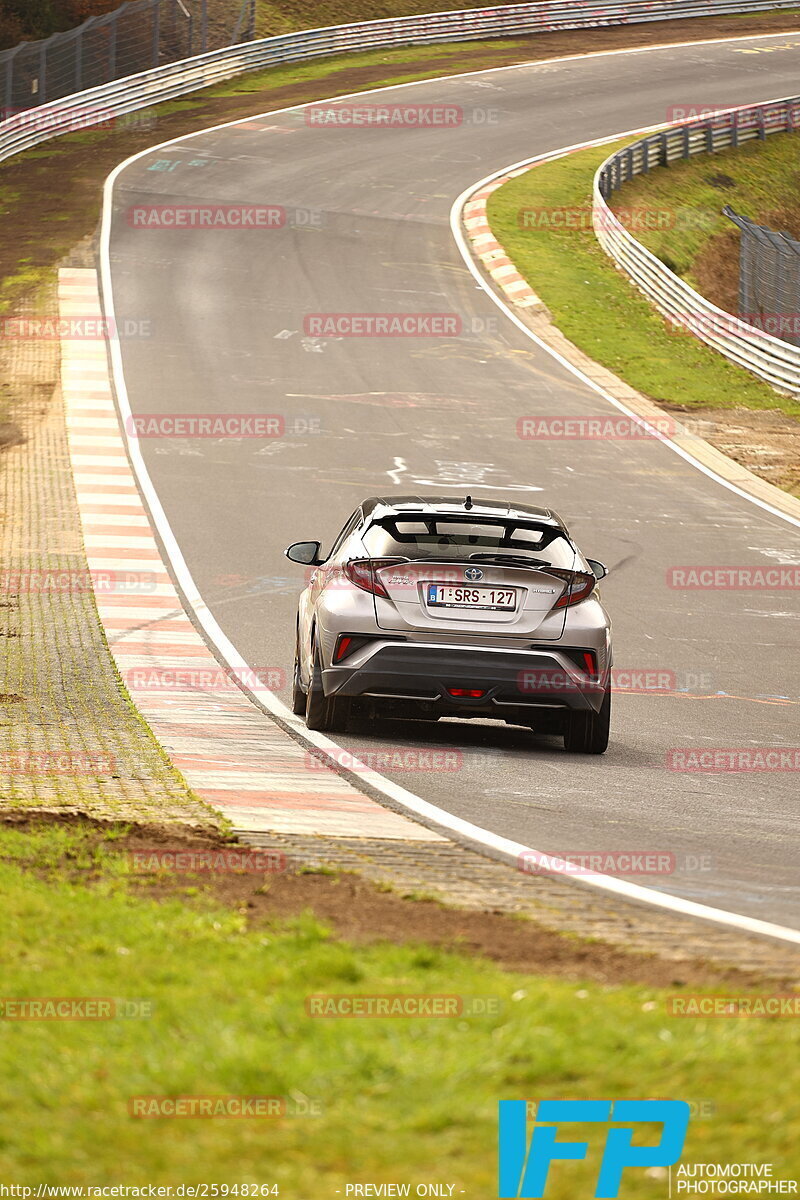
[548,569,597,610]
[342,558,405,600]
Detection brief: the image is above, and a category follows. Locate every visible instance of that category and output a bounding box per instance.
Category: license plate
[426,583,517,611]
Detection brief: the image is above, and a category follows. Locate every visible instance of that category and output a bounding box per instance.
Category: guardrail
[0,1,798,169]
[594,97,800,394]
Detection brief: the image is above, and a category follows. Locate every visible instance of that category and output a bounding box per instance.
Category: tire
[563,687,610,754]
[305,641,349,733]
[291,630,306,715]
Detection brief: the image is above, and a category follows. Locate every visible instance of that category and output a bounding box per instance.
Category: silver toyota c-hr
[286,496,612,753]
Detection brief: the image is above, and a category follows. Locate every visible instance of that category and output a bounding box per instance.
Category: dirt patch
[693,226,742,314]
[663,401,800,497]
[696,208,800,318]
[0,810,791,990]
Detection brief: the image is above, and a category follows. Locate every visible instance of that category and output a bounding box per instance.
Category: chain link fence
[0,0,249,113]
[724,205,800,348]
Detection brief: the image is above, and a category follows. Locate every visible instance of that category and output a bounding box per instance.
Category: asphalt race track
[104,32,800,928]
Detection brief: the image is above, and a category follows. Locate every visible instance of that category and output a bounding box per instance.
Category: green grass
[487,141,800,418]
[0,820,798,1188]
[607,128,800,285]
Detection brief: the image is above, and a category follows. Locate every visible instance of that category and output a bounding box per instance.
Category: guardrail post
[3,45,20,112]
[153,0,161,68]
[731,109,739,149]
[75,28,83,92]
[659,131,669,167]
[757,108,766,140]
[39,41,47,104]
[682,125,690,159]
[705,120,714,153]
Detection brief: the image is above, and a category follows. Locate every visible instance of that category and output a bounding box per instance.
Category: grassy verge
[606,128,800,313]
[0,819,798,1186]
[487,141,800,419]
[252,1,800,36]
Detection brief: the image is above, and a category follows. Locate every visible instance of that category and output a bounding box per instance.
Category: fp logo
[464,567,483,581]
[498,1099,690,1198]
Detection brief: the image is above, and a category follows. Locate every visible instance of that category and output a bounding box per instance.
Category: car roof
[360,495,567,528]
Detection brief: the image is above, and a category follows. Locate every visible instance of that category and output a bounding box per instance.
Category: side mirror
[285,540,322,566]
[586,559,608,580]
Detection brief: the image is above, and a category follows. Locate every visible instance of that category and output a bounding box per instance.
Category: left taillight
[343,558,405,600]
[548,569,597,610]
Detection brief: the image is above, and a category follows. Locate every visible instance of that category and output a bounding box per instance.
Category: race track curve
[103,29,800,928]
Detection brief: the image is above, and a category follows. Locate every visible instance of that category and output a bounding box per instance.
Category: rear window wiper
[468,553,553,568]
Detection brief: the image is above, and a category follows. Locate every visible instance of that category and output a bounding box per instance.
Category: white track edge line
[98,33,800,945]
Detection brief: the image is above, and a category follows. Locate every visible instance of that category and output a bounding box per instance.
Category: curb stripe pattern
[463,181,544,309]
[59,267,441,842]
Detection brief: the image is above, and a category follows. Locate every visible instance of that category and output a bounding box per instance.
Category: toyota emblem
[464,567,484,581]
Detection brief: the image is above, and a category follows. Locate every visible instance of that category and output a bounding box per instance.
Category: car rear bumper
[324,643,607,715]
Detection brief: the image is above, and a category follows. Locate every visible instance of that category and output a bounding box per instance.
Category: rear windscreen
[360,517,576,568]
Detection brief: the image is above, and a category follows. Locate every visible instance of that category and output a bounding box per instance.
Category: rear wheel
[563,687,610,754]
[305,641,349,733]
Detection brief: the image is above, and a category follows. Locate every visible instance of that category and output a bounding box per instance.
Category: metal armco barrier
[594,97,800,394]
[0,0,798,169]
